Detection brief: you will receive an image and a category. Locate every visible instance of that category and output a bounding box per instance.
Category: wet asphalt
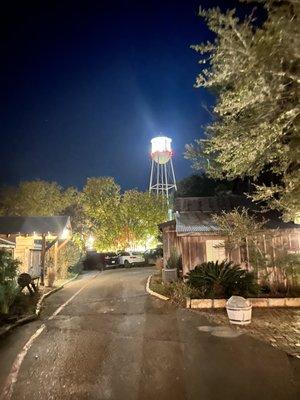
[0,267,299,400]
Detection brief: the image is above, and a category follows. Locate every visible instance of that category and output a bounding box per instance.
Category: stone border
[146,275,169,301]
[0,273,79,338]
[188,297,300,309]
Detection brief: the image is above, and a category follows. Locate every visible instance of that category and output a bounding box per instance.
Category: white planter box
[226,305,252,325]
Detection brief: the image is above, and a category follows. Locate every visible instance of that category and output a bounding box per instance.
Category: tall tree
[82,177,121,251]
[118,190,168,249]
[0,180,77,216]
[82,180,168,251]
[175,173,239,197]
[185,1,300,221]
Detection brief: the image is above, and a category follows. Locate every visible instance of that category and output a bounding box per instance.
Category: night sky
[0,0,250,191]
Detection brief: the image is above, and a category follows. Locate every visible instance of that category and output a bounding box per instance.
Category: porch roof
[0,237,15,248]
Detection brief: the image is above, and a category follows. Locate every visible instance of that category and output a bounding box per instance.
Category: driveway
[0,267,299,400]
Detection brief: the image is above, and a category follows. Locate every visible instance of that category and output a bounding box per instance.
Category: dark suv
[100,252,119,269]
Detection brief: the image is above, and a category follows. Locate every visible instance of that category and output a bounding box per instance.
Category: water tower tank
[151,136,172,165]
[149,135,177,198]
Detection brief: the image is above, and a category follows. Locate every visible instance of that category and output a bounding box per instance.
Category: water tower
[149,136,177,198]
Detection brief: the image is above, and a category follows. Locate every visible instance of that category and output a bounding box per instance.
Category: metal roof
[175,211,300,234]
[0,216,71,235]
[173,196,300,234]
[175,212,220,233]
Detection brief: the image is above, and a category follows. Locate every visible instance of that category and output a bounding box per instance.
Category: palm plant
[186,260,258,298]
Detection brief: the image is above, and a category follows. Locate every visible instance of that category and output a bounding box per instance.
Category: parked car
[99,252,120,269]
[83,252,119,270]
[144,248,163,265]
[118,251,145,267]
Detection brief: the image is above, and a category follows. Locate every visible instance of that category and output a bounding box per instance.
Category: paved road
[0,267,299,400]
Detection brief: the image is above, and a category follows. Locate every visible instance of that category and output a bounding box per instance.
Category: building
[0,216,71,280]
[159,196,300,276]
[0,237,15,253]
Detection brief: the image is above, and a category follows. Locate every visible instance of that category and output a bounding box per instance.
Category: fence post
[40,233,46,286]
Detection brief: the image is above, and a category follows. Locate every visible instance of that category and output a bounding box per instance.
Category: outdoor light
[60,227,70,240]
[294,212,300,225]
[86,235,94,250]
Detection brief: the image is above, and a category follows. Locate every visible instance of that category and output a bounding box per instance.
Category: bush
[186,260,259,299]
[272,253,300,296]
[170,281,204,305]
[68,261,84,275]
[166,249,182,275]
[149,276,204,305]
[57,241,82,279]
[0,249,20,314]
[83,252,102,270]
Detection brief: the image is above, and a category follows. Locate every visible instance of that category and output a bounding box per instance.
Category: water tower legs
[149,159,177,198]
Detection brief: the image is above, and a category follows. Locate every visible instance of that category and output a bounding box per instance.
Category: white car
[118,251,145,267]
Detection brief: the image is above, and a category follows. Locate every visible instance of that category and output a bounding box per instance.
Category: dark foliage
[185,260,259,299]
[175,174,250,198]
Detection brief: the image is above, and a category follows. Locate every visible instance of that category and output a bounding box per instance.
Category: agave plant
[185,260,258,298]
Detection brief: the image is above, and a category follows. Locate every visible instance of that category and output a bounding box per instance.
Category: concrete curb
[188,297,300,309]
[35,273,79,316]
[146,275,169,301]
[0,273,79,338]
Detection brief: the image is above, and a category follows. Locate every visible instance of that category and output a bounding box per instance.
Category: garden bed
[0,273,78,331]
[149,275,300,309]
[0,291,40,327]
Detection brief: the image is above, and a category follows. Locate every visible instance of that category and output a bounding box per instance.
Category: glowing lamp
[86,235,94,250]
[60,227,70,240]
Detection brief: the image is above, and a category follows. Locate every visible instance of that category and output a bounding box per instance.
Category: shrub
[83,252,101,270]
[166,249,182,274]
[271,253,300,296]
[149,275,204,305]
[68,261,84,275]
[186,260,259,299]
[170,281,204,305]
[0,249,20,314]
[57,241,82,279]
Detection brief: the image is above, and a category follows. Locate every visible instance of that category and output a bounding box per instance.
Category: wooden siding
[162,226,181,267]
[14,236,35,272]
[206,240,226,262]
[162,226,300,276]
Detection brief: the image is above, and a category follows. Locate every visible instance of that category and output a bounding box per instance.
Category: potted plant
[162,249,180,283]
